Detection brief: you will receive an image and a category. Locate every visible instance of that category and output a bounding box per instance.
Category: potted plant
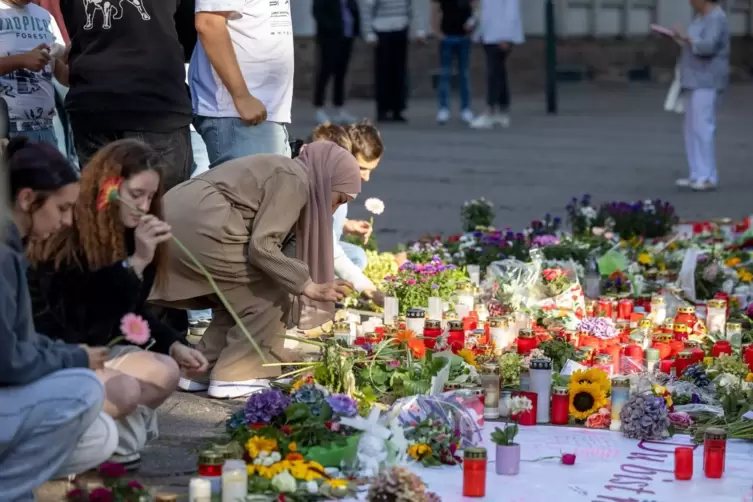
[490,395,532,475]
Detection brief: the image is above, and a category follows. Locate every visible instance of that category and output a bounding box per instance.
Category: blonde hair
[311,123,352,153]
[311,121,384,162]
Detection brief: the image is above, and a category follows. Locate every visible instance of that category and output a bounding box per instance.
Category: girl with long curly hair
[26,138,208,471]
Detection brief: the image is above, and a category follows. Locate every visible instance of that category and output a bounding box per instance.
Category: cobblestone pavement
[37,83,753,499]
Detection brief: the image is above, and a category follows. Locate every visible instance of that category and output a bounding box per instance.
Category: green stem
[116,196,267,362]
[107,335,124,347]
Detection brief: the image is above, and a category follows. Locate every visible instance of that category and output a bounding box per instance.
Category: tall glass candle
[551,387,569,425]
[703,428,727,478]
[221,460,248,502]
[649,295,666,324]
[406,308,425,335]
[514,391,537,426]
[456,282,475,311]
[645,348,659,373]
[674,351,694,376]
[463,448,487,497]
[480,364,500,419]
[189,477,212,502]
[467,264,481,286]
[529,359,552,424]
[517,328,538,354]
[447,320,465,352]
[333,321,353,345]
[383,296,399,327]
[674,447,694,481]
[489,316,508,354]
[609,377,630,431]
[726,322,742,346]
[706,299,727,335]
[427,296,443,323]
[623,344,644,373]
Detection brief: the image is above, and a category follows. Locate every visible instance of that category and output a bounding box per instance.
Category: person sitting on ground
[0,138,117,499]
[308,121,386,307]
[150,141,360,399]
[26,139,209,471]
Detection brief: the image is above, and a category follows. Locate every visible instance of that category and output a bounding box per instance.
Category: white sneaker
[315,109,330,124]
[460,109,474,124]
[470,114,494,129]
[332,108,358,124]
[179,377,209,392]
[675,178,694,188]
[208,379,271,399]
[690,180,717,192]
[493,113,511,128]
[436,108,450,125]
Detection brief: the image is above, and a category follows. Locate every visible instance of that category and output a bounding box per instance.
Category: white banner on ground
[412,425,753,502]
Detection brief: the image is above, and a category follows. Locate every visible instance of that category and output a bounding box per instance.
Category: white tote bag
[664,63,684,114]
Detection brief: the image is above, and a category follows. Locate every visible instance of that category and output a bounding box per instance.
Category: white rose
[305,480,319,494]
[269,451,282,463]
[271,471,298,494]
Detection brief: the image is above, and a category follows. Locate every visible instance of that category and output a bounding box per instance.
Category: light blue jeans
[195,117,291,167]
[188,129,213,324]
[341,241,368,270]
[9,127,57,148]
[0,369,108,500]
[437,36,472,111]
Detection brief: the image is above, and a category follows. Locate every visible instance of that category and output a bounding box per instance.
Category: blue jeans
[188,129,214,324]
[341,241,368,270]
[10,127,57,147]
[195,117,291,167]
[52,79,79,166]
[437,36,471,111]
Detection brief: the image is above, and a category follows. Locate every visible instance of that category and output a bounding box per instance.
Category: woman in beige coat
[151,142,359,398]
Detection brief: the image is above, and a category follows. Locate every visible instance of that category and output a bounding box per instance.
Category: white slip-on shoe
[493,113,510,128]
[460,109,474,124]
[690,180,717,192]
[178,377,209,392]
[470,114,494,129]
[436,108,450,125]
[208,379,271,399]
[675,178,694,188]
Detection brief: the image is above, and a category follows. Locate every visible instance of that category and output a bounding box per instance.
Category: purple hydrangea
[576,317,618,340]
[619,394,670,440]
[244,389,290,425]
[326,394,358,417]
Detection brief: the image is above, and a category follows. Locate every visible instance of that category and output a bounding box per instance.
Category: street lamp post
[545,0,558,114]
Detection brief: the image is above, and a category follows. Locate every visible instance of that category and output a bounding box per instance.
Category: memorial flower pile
[383,258,465,315]
[367,467,441,502]
[66,463,149,502]
[568,368,611,421]
[460,197,495,232]
[404,417,462,466]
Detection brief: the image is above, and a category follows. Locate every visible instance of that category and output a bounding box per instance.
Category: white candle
[221,460,248,502]
[384,296,399,326]
[189,478,211,502]
[467,264,481,286]
[428,296,443,322]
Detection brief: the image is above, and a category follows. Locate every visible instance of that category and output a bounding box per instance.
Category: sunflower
[570,368,611,395]
[407,443,433,460]
[457,348,477,368]
[569,381,608,420]
[246,436,278,458]
[637,253,653,266]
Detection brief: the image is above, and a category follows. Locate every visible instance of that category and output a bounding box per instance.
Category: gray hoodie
[0,223,88,387]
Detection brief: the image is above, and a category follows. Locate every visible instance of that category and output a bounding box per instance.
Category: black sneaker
[108,454,142,472]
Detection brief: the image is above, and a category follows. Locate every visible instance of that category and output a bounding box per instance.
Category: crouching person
[0,138,117,500]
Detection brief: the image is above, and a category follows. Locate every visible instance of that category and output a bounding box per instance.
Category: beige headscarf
[293,141,361,329]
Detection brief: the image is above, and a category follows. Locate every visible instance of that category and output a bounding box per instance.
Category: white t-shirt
[0,1,64,131]
[189,0,294,123]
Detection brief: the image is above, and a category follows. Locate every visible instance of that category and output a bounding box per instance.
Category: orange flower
[97,177,123,211]
[407,338,426,358]
[286,452,304,461]
[394,329,416,343]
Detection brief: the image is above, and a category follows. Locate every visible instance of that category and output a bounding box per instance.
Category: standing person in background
[0,0,69,147]
[313,0,360,125]
[362,0,429,123]
[191,0,294,166]
[470,0,523,129]
[60,0,193,191]
[432,0,475,126]
[673,0,729,192]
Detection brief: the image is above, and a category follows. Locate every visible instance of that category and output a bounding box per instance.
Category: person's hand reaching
[302,280,353,302]
[170,343,209,376]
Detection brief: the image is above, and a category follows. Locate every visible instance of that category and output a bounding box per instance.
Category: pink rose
[88,488,114,502]
[98,462,127,479]
[561,453,576,465]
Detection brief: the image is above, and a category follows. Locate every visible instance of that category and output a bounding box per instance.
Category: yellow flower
[289,460,325,482]
[653,385,667,396]
[246,437,278,458]
[569,381,608,420]
[737,269,753,283]
[570,368,611,395]
[457,348,477,368]
[288,442,297,452]
[703,356,713,367]
[256,462,287,480]
[667,241,678,250]
[726,257,742,267]
[325,479,349,489]
[746,373,753,383]
[664,394,673,409]
[407,443,433,460]
[638,253,653,266]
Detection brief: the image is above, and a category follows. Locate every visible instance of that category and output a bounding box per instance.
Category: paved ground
[38,84,753,499]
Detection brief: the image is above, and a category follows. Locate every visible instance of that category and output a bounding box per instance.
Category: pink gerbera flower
[119,313,151,345]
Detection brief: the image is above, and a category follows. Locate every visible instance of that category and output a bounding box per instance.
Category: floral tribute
[541,267,571,297]
[367,467,441,502]
[383,258,465,315]
[460,197,495,232]
[568,368,611,421]
[404,418,462,467]
[66,462,149,501]
[619,393,671,440]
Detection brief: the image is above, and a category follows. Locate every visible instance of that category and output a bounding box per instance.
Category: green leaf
[285,403,311,423]
[318,402,333,422]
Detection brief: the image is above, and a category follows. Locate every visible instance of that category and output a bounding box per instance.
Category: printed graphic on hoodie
[83,0,150,30]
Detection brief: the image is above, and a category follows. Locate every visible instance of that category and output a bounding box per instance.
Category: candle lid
[704,427,727,441]
[677,306,696,315]
[678,351,693,360]
[155,495,178,502]
[332,321,350,332]
[424,319,441,329]
[714,339,731,346]
[598,296,612,302]
[594,354,612,363]
[685,339,701,349]
[611,376,630,387]
[489,316,508,328]
[480,363,499,375]
[726,322,742,331]
[645,348,660,360]
[198,450,223,466]
[552,386,569,396]
[406,308,426,318]
[443,310,458,320]
[654,333,673,343]
[471,328,485,336]
[638,319,653,329]
[365,331,379,340]
[456,282,474,293]
[707,299,727,309]
[530,359,552,370]
[448,320,464,331]
[651,295,665,304]
[673,324,690,334]
[662,320,675,329]
[464,447,487,459]
[615,321,630,330]
[518,328,535,339]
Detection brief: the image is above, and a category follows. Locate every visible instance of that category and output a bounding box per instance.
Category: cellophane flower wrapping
[619,375,671,440]
[485,248,544,312]
[381,394,483,450]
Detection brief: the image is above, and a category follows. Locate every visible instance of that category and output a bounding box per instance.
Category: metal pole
[545,0,558,114]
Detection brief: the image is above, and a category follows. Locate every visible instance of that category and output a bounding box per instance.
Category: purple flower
[327,394,358,417]
[431,283,439,289]
[244,389,290,425]
[532,234,560,247]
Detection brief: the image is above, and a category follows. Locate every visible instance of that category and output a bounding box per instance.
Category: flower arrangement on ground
[404,237,452,265]
[568,368,611,421]
[601,271,632,295]
[66,463,149,501]
[491,395,533,475]
[461,197,495,232]
[566,195,597,238]
[695,254,726,300]
[383,258,465,315]
[498,351,522,389]
[367,467,441,502]
[446,228,530,269]
[595,199,677,239]
[541,267,571,297]
[619,392,670,440]
[404,417,462,467]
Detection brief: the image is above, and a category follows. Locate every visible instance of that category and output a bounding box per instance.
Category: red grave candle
[551,387,569,425]
[601,344,622,374]
[463,315,477,333]
[659,359,675,375]
[674,447,693,480]
[617,299,634,320]
[669,338,686,359]
[423,320,442,349]
[744,345,753,372]
[712,340,732,358]
[462,448,487,497]
[674,351,694,377]
[374,326,385,341]
[447,320,465,353]
[516,329,538,355]
[596,297,612,318]
[623,344,644,374]
[197,451,223,478]
[652,334,673,360]
[703,428,727,478]
[685,340,705,365]
[513,391,537,426]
